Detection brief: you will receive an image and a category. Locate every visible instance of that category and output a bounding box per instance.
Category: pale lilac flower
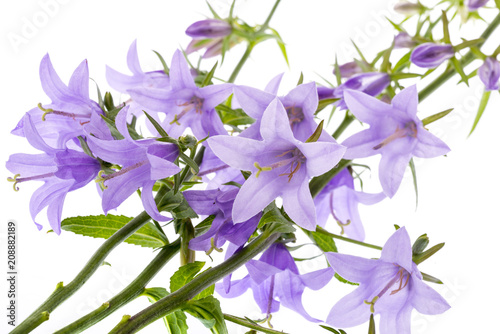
[394,32,416,49]
[186,19,232,38]
[208,98,345,230]
[341,85,450,198]
[478,57,500,91]
[326,227,450,333]
[314,168,385,241]
[466,0,489,10]
[216,242,334,322]
[334,72,390,110]
[87,107,180,221]
[410,43,454,68]
[6,114,100,234]
[12,54,110,149]
[184,187,260,251]
[128,50,233,139]
[333,61,365,78]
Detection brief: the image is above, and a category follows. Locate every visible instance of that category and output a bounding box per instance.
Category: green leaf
[297,72,304,86]
[104,92,115,112]
[496,0,500,9]
[143,110,169,138]
[319,325,347,334]
[305,120,324,143]
[421,271,444,284]
[303,230,338,253]
[205,1,222,19]
[142,288,189,334]
[170,261,206,293]
[157,190,198,219]
[390,72,422,80]
[179,151,200,174]
[258,204,295,234]
[268,27,289,67]
[60,215,168,248]
[195,215,216,237]
[409,158,418,208]
[202,61,219,87]
[216,104,255,127]
[393,51,412,73]
[316,97,339,113]
[442,10,451,44]
[153,50,170,75]
[183,296,228,334]
[422,108,453,126]
[413,243,445,265]
[469,90,491,136]
[368,313,376,334]
[453,38,484,52]
[334,55,342,86]
[450,57,469,86]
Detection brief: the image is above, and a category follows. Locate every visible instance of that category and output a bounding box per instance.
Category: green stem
[332,112,355,140]
[309,159,352,198]
[54,240,181,334]
[110,231,281,333]
[227,43,255,83]
[418,13,500,102]
[11,187,170,334]
[316,226,383,251]
[223,313,289,334]
[258,0,282,32]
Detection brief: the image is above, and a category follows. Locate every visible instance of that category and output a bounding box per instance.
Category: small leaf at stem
[469,90,491,136]
[202,61,218,87]
[413,243,445,265]
[144,110,169,138]
[152,50,170,75]
[422,108,453,126]
[409,158,418,208]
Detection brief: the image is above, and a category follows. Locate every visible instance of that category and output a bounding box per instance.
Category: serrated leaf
[183,296,228,334]
[469,90,491,136]
[170,262,206,293]
[304,230,338,253]
[60,215,168,248]
[258,204,295,234]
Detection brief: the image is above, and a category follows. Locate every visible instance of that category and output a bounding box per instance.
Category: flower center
[285,105,305,129]
[38,103,91,125]
[373,121,417,150]
[7,173,56,191]
[171,96,205,125]
[95,160,148,189]
[254,148,306,182]
[364,266,411,313]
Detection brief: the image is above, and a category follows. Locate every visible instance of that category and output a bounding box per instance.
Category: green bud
[104,92,114,112]
[178,135,198,150]
[412,233,429,255]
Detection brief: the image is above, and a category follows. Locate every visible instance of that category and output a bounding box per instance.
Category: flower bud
[394,32,416,49]
[343,72,390,96]
[394,1,425,15]
[185,19,232,38]
[412,233,429,255]
[410,43,455,68]
[466,0,489,11]
[478,57,500,91]
[333,61,365,78]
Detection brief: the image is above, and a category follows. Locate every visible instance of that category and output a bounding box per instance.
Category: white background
[1,0,499,333]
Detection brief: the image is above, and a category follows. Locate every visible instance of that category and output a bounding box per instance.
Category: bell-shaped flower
[394,32,416,49]
[12,54,110,149]
[478,56,500,91]
[333,72,390,110]
[314,168,385,241]
[325,227,450,333]
[466,0,489,10]
[128,50,233,139]
[186,19,232,38]
[208,98,345,231]
[184,187,260,252]
[6,114,100,234]
[216,242,334,322]
[333,61,365,78]
[410,43,454,68]
[86,107,181,221]
[341,85,450,198]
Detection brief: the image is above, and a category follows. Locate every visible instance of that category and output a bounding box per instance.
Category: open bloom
[333,72,390,110]
[12,54,110,149]
[6,114,100,234]
[184,187,260,252]
[208,98,345,230]
[314,168,385,241]
[478,57,500,91]
[216,242,334,322]
[341,85,450,198]
[87,107,180,221]
[325,227,450,333]
[410,43,454,68]
[128,50,233,139]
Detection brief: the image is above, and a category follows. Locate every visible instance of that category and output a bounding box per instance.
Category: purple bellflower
[333,61,366,78]
[216,242,334,322]
[325,227,450,333]
[186,19,232,38]
[6,114,100,234]
[314,168,385,241]
[466,0,489,10]
[478,57,500,91]
[410,43,455,68]
[208,98,346,231]
[341,85,450,198]
[128,50,233,139]
[333,72,391,110]
[86,107,181,221]
[12,54,110,149]
[184,187,260,252]
[394,32,417,49]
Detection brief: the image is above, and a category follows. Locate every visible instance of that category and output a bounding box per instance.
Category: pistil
[373,121,418,150]
[171,96,205,125]
[7,172,56,191]
[364,266,411,313]
[285,105,305,129]
[95,160,148,189]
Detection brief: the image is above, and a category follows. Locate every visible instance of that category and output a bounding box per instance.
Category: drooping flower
[333,72,391,110]
[341,85,450,198]
[11,54,111,149]
[478,56,500,91]
[394,32,416,49]
[314,168,385,241]
[128,50,233,139]
[410,43,454,68]
[466,0,489,11]
[208,98,346,230]
[216,242,334,322]
[6,114,100,234]
[186,19,232,38]
[86,107,181,221]
[184,187,260,252]
[325,227,450,333]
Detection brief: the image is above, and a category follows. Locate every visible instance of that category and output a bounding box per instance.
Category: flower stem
[223,313,289,334]
[332,112,355,140]
[309,159,352,198]
[258,0,282,32]
[109,230,281,333]
[227,42,255,83]
[53,239,181,334]
[316,226,383,251]
[11,187,170,334]
[418,13,500,101]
